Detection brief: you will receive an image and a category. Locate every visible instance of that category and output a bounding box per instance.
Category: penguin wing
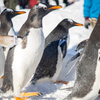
[59,39,67,58]
[66,51,82,66]
[75,39,88,51]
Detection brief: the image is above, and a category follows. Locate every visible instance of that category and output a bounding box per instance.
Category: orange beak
[75,23,83,26]
[14,11,26,15]
[48,5,62,10]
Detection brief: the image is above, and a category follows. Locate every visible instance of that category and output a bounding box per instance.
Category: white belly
[51,46,63,82]
[12,28,45,96]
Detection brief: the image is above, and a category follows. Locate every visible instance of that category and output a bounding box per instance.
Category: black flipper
[75,39,88,51]
[59,37,67,58]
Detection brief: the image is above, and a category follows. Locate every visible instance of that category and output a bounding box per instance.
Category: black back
[31,40,59,84]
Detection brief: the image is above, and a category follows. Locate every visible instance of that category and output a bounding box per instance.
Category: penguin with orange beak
[0,9,26,79]
[0,3,62,100]
[31,18,83,85]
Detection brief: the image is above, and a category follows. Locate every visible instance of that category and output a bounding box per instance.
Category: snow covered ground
[1,0,100,100]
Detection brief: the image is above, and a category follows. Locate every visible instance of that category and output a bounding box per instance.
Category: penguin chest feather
[12,28,45,96]
[51,46,63,82]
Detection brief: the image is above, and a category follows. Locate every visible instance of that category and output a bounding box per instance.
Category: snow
[1,0,100,100]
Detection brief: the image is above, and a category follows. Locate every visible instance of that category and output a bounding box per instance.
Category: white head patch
[38,3,47,8]
[33,3,47,9]
[5,8,13,12]
[67,18,73,23]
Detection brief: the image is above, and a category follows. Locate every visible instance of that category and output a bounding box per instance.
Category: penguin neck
[0,16,13,35]
[17,21,42,38]
[59,21,69,33]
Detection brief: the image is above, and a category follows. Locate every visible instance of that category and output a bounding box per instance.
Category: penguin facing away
[30,19,83,85]
[0,9,26,79]
[0,3,62,100]
[64,14,100,100]
[45,18,83,47]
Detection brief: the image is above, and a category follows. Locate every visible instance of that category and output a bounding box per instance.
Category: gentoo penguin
[64,14,100,100]
[31,36,68,85]
[0,9,26,79]
[45,18,83,47]
[0,3,62,100]
[30,19,83,85]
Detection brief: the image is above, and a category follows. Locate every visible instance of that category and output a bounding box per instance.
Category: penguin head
[0,8,26,21]
[64,18,83,28]
[28,3,62,28]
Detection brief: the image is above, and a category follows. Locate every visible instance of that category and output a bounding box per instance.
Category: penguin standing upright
[30,19,83,85]
[64,14,100,100]
[0,9,26,79]
[0,3,62,100]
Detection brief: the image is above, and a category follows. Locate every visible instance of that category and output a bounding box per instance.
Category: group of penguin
[0,2,100,100]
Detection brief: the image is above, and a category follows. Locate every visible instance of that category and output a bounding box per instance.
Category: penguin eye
[43,7,47,10]
[70,21,73,24]
[11,11,14,14]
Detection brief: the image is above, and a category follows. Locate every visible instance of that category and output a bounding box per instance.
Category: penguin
[64,14,100,100]
[30,36,68,85]
[0,8,26,57]
[45,18,83,47]
[30,19,83,85]
[0,9,26,79]
[0,3,62,100]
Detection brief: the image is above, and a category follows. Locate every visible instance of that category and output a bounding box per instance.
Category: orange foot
[15,96,29,100]
[55,80,68,85]
[20,92,41,97]
[1,76,3,79]
[15,92,41,100]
